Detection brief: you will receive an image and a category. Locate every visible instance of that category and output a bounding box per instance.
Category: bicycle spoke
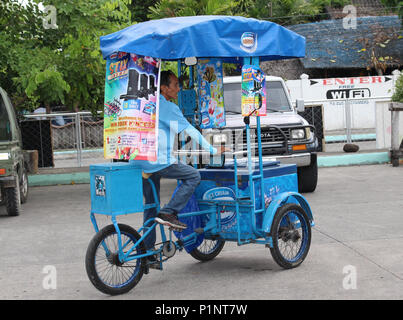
[94,231,141,288]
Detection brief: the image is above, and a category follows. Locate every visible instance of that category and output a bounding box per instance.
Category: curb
[28,172,90,187]
[317,151,390,168]
[325,133,376,143]
[28,152,391,187]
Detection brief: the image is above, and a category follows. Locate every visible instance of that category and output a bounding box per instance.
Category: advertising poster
[241,65,266,116]
[197,58,225,129]
[104,53,160,161]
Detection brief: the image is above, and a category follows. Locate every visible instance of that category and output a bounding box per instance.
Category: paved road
[0,164,402,300]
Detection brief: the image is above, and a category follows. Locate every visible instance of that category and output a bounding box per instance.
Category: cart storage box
[195,161,298,240]
[90,162,143,215]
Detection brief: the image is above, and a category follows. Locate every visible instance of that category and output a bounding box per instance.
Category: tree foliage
[379,0,403,23]
[392,73,403,102]
[1,0,399,113]
[0,0,133,113]
[148,0,352,24]
[148,0,237,19]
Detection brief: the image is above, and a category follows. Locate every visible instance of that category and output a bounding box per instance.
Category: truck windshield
[0,95,12,141]
[224,81,292,114]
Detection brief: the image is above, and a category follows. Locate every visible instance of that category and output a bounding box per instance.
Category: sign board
[197,58,225,129]
[286,75,395,131]
[103,53,160,161]
[241,65,266,116]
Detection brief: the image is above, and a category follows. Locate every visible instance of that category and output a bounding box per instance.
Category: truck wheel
[19,167,29,204]
[5,179,21,216]
[297,153,318,193]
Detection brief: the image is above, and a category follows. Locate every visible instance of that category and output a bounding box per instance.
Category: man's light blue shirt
[134,95,190,173]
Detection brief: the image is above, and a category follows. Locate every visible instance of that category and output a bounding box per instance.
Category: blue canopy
[100,15,305,61]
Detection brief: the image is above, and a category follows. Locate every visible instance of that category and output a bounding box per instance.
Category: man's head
[160,70,180,101]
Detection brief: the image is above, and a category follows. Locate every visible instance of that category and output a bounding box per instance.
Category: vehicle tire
[5,178,21,216]
[19,167,29,204]
[297,153,318,193]
[189,239,225,262]
[85,224,146,295]
[269,203,311,269]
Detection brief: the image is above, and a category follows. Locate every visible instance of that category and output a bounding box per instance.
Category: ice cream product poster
[241,65,267,116]
[104,53,160,161]
[197,58,225,129]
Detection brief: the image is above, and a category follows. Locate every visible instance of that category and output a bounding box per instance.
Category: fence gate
[298,105,324,152]
[20,120,54,167]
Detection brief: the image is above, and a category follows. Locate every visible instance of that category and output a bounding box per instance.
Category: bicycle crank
[162,241,176,258]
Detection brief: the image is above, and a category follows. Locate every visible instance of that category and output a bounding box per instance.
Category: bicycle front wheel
[85,224,145,295]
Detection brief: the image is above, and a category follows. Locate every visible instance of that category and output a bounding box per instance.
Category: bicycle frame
[89,176,218,266]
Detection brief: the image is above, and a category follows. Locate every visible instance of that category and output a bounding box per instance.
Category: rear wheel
[189,239,225,262]
[269,203,311,269]
[85,224,145,295]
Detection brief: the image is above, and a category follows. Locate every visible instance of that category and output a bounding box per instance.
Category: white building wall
[285,71,401,132]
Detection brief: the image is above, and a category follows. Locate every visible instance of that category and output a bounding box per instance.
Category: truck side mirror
[296,99,305,113]
[256,93,262,109]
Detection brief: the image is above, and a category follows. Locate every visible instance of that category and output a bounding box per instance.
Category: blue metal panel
[198,162,296,181]
[90,162,144,215]
[261,191,314,235]
[195,164,298,241]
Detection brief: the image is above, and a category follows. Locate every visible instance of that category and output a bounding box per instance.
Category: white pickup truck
[177,75,319,193]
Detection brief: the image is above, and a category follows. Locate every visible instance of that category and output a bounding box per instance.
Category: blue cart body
[90,162,144,216]
[195,161,298,241]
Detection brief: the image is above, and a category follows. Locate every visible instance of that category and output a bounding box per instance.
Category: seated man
[138,70,225,252]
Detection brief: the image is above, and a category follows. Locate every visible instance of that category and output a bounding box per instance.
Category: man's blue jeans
[142,162,201,250]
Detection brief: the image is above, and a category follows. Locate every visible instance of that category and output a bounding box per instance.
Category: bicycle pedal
[148,263,163,271]
[168,226,183,232]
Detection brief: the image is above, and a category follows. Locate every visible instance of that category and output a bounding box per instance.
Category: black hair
[160,70,176,88]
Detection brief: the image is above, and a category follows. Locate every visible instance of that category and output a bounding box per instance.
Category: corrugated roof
[288,16,403,69]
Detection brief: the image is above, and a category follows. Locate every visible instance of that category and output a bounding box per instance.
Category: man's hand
[216,146,231,155]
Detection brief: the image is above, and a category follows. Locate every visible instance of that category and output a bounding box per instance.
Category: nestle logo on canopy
[240,32,257,53]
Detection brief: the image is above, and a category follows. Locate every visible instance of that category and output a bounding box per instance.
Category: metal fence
[21,96,395,168]
[22,112,104,168]
[300,96,392,151]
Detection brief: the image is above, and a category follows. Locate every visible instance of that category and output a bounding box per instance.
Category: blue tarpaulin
[100,15,305,61]
[289,16,403,69]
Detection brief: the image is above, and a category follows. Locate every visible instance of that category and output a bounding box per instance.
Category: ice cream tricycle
[85,16,315,295]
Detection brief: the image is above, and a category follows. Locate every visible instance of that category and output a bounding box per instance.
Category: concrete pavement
[0,163,402,300]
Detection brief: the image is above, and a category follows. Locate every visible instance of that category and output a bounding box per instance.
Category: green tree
[0,0,49,110]
[379,0,403,23]
[147,0,352,25]
[35,0,133,113]
[0,0,134,113]
[248,0,352,25]
[148,0,237,19]
[129,0,159,22]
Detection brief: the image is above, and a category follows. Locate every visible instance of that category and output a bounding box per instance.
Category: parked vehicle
[0,87,29,216]
[178,76,319,193]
